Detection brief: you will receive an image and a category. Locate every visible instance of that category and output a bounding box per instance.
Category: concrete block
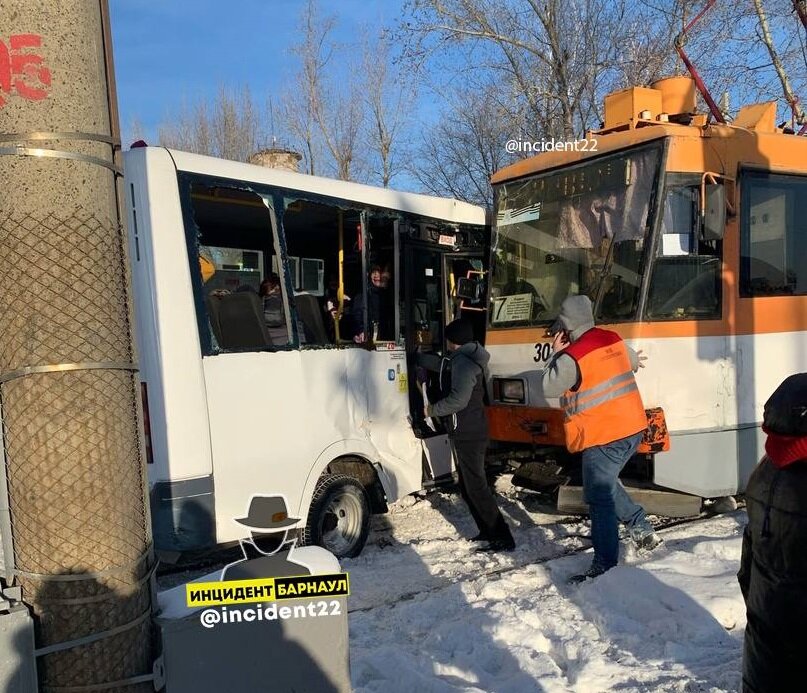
[0,603,38,693]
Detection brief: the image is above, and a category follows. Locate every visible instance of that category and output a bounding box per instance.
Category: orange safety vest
[559,328,647,453]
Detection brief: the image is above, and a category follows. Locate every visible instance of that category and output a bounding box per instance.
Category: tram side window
[645,186,722,320]
[281,199,364,346]
[741,171,807,296]
[184,181,292,353]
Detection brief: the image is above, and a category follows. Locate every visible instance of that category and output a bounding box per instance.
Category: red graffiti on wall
[0,34,51,108]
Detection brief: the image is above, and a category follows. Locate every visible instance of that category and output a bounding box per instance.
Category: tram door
[403,241,486,482]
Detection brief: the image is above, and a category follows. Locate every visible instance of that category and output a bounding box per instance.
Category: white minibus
[124,146,487,557]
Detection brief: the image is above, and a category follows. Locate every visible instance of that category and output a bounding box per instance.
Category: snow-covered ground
[0,469,745,692]
[344,477,746,693]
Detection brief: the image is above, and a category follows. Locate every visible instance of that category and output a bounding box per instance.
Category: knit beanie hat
[445,319,474,346]
[764,373,807,436]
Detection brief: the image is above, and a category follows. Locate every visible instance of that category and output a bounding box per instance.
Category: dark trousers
[452,439,513,541]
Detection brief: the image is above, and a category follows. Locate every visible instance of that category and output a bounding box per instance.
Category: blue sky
[110,0,405,145]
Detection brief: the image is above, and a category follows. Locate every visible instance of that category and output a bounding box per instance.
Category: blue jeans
[582,431,652,571]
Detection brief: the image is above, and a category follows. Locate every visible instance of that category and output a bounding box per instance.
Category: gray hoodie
[542,295,639,398]
[428,342,490,441]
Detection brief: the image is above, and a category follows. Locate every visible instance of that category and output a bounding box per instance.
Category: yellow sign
[186,573,349,607]
[398,372,408,393]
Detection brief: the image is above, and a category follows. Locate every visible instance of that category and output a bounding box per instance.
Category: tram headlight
[494,378,526,404]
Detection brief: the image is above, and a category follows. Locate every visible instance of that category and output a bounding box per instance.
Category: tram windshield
[490,144,662,326]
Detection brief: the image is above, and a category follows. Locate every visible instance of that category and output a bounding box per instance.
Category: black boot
[476,536,516,552]
[567,564,609,584]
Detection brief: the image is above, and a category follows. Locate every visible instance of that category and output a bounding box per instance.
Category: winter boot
[567,564,608,584]
[635,531,663,552]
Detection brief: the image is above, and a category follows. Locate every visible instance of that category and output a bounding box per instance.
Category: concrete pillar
[0,1,154,689]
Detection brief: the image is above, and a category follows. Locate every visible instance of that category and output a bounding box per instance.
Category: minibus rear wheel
[305,474,370,558]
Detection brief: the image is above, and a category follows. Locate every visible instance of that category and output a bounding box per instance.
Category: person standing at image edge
[425,319,515,552]
[739,372,807,693]
[538,295,661,582]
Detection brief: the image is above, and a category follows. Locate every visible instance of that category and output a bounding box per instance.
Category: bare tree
[211,85,262,162]
[362,29,413,187]
[404,0,637,139]
[282,0,365,181]
[282,81,320,176]
[413,84,518,205]
[750,0,806,125]
[157,99,210,154]
[123,116,149,148]
[281,0,335,176]
[317,78,365,181]
[634,0,807,121]
[158,85,264,162]
[404,0,807,205]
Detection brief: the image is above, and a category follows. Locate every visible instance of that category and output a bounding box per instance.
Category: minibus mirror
[702,184,726,241]
[456,277,484,302]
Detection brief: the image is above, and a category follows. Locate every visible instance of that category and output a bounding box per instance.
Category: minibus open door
[400,231,487,484]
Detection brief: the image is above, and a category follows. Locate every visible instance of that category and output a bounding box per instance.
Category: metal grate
[0,211,133,371]
[0,209,153,691]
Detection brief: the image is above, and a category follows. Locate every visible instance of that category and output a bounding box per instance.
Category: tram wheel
[304,474,370,558]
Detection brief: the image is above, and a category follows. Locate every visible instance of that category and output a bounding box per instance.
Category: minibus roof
[148,148,487,226]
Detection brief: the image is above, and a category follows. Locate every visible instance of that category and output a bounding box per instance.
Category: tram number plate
[533,342,552,363]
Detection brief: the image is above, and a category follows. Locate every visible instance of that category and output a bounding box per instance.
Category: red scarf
[763,425,807,468]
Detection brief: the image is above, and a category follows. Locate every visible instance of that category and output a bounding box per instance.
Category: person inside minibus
[380,263,392,289]
[259,274,289,345]
[350,263,394,343]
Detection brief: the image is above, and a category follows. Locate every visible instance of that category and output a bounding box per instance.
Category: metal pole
[673,0,726,124]
[336,210,344,343]
[0,1,154,689]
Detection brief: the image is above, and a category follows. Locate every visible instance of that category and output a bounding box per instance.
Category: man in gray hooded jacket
[426,319,515,552]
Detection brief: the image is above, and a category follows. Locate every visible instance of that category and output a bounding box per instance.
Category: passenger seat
[210,292,273,350]
[294,292,329,344]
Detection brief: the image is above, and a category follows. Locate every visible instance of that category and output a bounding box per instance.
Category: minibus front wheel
[305,474,370,558]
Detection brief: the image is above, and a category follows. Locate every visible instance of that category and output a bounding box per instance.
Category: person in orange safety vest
[537,295,662,583]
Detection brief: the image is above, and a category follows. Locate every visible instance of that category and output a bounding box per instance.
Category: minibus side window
[645,185,722,320]
[365,215,397,347]
[281,199,364,347]
[740,171,807,297]
[183,180,292,353]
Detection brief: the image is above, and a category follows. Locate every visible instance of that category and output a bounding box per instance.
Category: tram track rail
[156,506,744,616]
[346,510,737,614]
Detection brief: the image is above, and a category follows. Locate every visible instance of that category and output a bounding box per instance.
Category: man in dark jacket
[739,372,807,693]
[426,319,515,552]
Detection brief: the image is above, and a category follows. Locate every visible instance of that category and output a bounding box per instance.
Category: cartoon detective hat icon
[235,495,300,531]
